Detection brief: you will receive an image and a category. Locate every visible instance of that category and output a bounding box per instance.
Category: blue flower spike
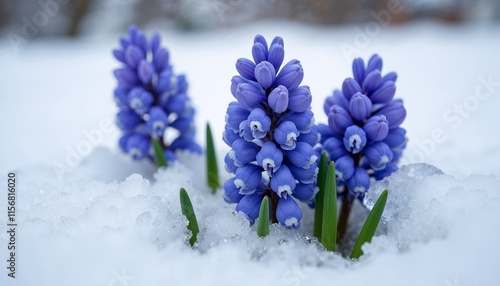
[321,54,407,242]
[223,35,319,229]
[113,26,201,164]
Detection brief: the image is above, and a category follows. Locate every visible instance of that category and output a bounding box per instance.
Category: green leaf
[179,188,200,247]
[351,189,388,259]
[206,123,219,193]
[320,162,337,252]
[152,137,167,168]
[257,196,270,237]
[313,152,328,239]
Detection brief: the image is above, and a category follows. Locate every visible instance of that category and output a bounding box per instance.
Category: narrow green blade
[351,189,388,259]
[152,137,167,168]
[313,152,328,239]
[257,196,270,237]
[206,123,220,193]
[179,188,200,247]
[320,162,337,251]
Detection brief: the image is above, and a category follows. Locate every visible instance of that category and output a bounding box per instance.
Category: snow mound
[1,155,499,285]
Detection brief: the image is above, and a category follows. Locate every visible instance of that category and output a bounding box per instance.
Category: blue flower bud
[135,30,148,54]
[317,123,333,144]
[363,70,382,93]
[234,164,262,195]
[128,87,153,115]
[274,121,299,150]
[376,101,406,129]
[153,48,169,72]
[150,32,161,54]
[114,68,139,87]
[292,183,318,202]
[268,85,289,113]
[370,80,396,104]
[155,68,172,94]
[223,124,240,146]
[297,124,319,146]
[383,127,406,148]
[322,136,347,161]
[280,109,314,133]
[229,139,259,167]
[342,78,362,100]
[374,162,398,180]
[118,132,132,152]
[270,165,296,198]
[235,58,256,80]
[349,92,372,121]
[128,25,138,42]
[288,85,312,113]
[238,120,254,142]
[254,61,276,89]
[346,167,370,198]
[254,34,268,50]
[171,116,194,133]
[256,141,283,176]
[146,106,168,137]
[116,109,141,131]
[165,94,189,115]
[236,193,265,223]
[276,197,302,229]
[335,155,355,181]
[352,57,365,84]
[114,87,129,108]
[225,102,250,132]
[125,133,150,160]
[268,42,285,71]
[138,60,155,85]
[224,177,244,204]
[125,45,144,68]
[235,83,267,109]
[285,142,318,169]
[113,49,126,63]
[119,37,129,50]
[247,108,271,139]
[230,75,248,98]
[252,42,268,64]
[288,163,317,184]
[383,72,398,83]
[366,54,382,74]
[324,90,349,114]
[328,105,353,134]
[271,36,284,47]
[364,142,393,170]
[363,115,389,142]
[224,153,238,173]
[274,59,304,90]
[343,125,367,154]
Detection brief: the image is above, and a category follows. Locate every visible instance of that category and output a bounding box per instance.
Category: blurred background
[0,0,499,38]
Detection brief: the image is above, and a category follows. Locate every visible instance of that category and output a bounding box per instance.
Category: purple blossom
[113,26,200,162]
[321,54,407,201]
[223,34,319,229]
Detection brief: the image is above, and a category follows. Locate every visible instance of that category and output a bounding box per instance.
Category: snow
[1,20,500,285]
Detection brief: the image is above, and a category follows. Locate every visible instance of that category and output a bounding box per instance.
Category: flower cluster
[113,26,201,162]
[223,35,319,229]
[319,54,406,201]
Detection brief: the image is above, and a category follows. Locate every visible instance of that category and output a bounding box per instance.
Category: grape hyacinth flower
[223,35,319,229]
[113,26,201,162]
[320,54,407,239]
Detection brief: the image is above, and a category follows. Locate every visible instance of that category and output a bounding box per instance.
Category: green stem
[337,194,352,243]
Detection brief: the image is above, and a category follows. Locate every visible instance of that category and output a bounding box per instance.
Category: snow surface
[1,20,500,285]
